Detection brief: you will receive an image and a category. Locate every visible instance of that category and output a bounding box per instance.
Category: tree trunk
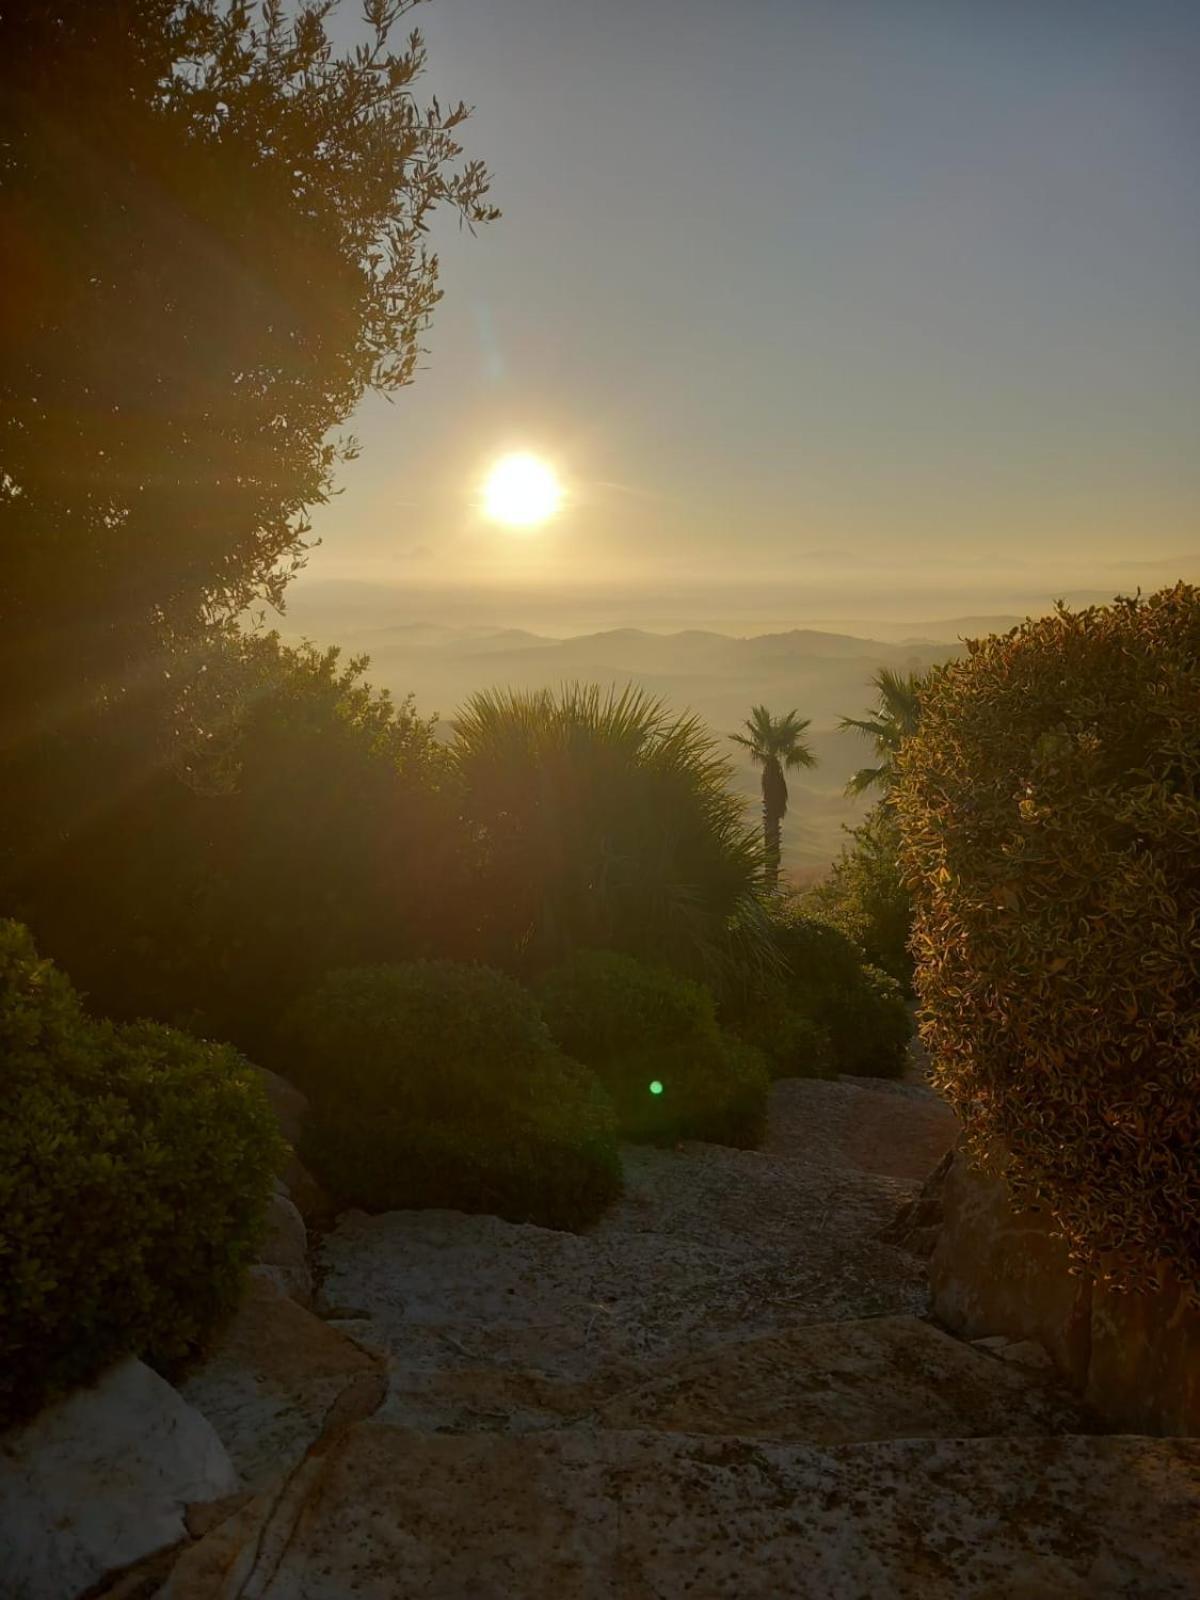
[763,794,781,890]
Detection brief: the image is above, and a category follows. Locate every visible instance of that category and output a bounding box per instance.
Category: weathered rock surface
[254,1190,312,1305]
[180,1274,385,1490]
[0,1358,238,1600]
[165,1422,1200,1599]
[320,1078,950,1427]
[930,1149,1094,1385]
[595,1314,1093,1442]
[931,1147,1200,1434]
[255,1065,330,1223]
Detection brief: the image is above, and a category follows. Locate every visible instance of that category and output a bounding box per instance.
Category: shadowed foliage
[282,961,622,1230]
[453,684,766,982]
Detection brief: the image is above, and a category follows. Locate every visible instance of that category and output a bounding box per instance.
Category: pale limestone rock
[255,1190,311,1305]
[159,1422,1200,1599]
[0,1358,237,1600]
[180,1274,384,1490]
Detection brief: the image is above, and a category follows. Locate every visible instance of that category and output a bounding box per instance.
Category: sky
[301,0,1200,631]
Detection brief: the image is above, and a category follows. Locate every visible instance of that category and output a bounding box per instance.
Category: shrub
[9,632,463,1061]
[536,949,717,1067]
[771,906,912,1078]
[728,995,835,1080]
[536,949,770,1145]
[281,962,622,1231]
[804,804,914,989]
[452,684,764,982]
[0,922,281,1426]
[895,586,1200,1293]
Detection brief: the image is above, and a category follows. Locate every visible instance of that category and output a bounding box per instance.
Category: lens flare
[649,1080,664,1096]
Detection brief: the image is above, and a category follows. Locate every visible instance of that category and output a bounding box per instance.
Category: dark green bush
[282,961,622,1231]
[6,632,463,1063]
[0,921,281,1426]
[536,949,716,1068]
[536,949,770,1145]
[771,906,912,1078]
[896,585,1200,1292]
[804,804,914,990]
[728,996,835,1080]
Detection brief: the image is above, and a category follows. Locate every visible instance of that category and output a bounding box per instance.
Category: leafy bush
[895,586,1200,1293]
[805,803,914,989]
[771,905,912,1078]
[536,949,770,1145]
[727,995,835,1080]
[0,921,280,1426]
[282,961,622,1231]
[453,684,765,982]
[9,632,463,1060]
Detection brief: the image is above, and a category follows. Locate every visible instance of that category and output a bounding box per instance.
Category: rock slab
[166,1422,1200,1599]
[0,1358,238,1600]
[180,1274,385,1491]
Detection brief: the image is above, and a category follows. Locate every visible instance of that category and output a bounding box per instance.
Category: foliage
[805,804,914,988]
[730,706,817,889]
[0,921,281,1426]
[0,0,496,711]
[840,668,924,796]
[895,585,1200,1293]
[536,949,770,1145]
[727,994,835,1081]
[770,903,912,1078]
[453,684,765,981]
[281,961,623,1230]
[6,632,460,1060]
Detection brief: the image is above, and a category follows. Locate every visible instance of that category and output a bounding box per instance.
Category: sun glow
[482,452,563,528]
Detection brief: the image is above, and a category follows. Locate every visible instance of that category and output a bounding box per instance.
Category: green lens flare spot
[649,1080,664,1096]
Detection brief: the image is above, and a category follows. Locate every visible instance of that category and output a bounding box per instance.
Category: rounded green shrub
[0,922,281,1426]
[281,961,622,1230]
[771,908,912,1078]
[537,949,770,1146]
[536,949,716,1068]
[728,995,835,1080]
[896,586,1200,1292]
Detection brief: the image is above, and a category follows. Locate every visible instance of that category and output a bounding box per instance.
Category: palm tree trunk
[763,794,781,890]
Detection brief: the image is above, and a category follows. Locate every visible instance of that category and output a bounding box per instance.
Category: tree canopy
[0,0,496,711]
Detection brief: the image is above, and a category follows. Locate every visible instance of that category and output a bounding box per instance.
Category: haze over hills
[274,584,999,869]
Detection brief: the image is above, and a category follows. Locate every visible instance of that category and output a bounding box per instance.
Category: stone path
[161,1077,1200,1598]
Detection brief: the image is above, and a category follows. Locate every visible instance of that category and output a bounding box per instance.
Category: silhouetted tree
[839,668,924,795]
[730,706,816,890]
[0,0,495,897]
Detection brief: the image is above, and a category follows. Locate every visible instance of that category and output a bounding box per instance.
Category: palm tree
[839,668,923,796]
[730,706,816,890]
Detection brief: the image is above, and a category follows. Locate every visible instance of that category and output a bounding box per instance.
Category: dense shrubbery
[769,904,911,1078]
[726,994,835,1081]
[453,685,766,983]
[282,961,622,1230]
[896,586,1200,1293]
[0,921,280,1426]
[805,804,914,989]
[8,633,463,1060]
[537,950,770,1145]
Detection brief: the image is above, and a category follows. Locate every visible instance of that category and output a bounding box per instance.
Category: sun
[481,452,563,528]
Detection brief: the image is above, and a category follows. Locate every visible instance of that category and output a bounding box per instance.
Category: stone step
[161,1423,1200,1599]
[374,1314,1093,1443]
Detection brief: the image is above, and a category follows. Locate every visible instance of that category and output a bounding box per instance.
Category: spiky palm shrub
[453,684,765,982]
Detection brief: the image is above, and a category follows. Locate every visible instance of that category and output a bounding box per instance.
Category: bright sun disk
[482,451,563,528]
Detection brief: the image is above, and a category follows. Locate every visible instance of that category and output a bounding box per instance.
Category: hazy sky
[301,0,1200,627]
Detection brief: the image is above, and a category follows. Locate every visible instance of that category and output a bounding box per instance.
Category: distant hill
[273,608,964,870]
